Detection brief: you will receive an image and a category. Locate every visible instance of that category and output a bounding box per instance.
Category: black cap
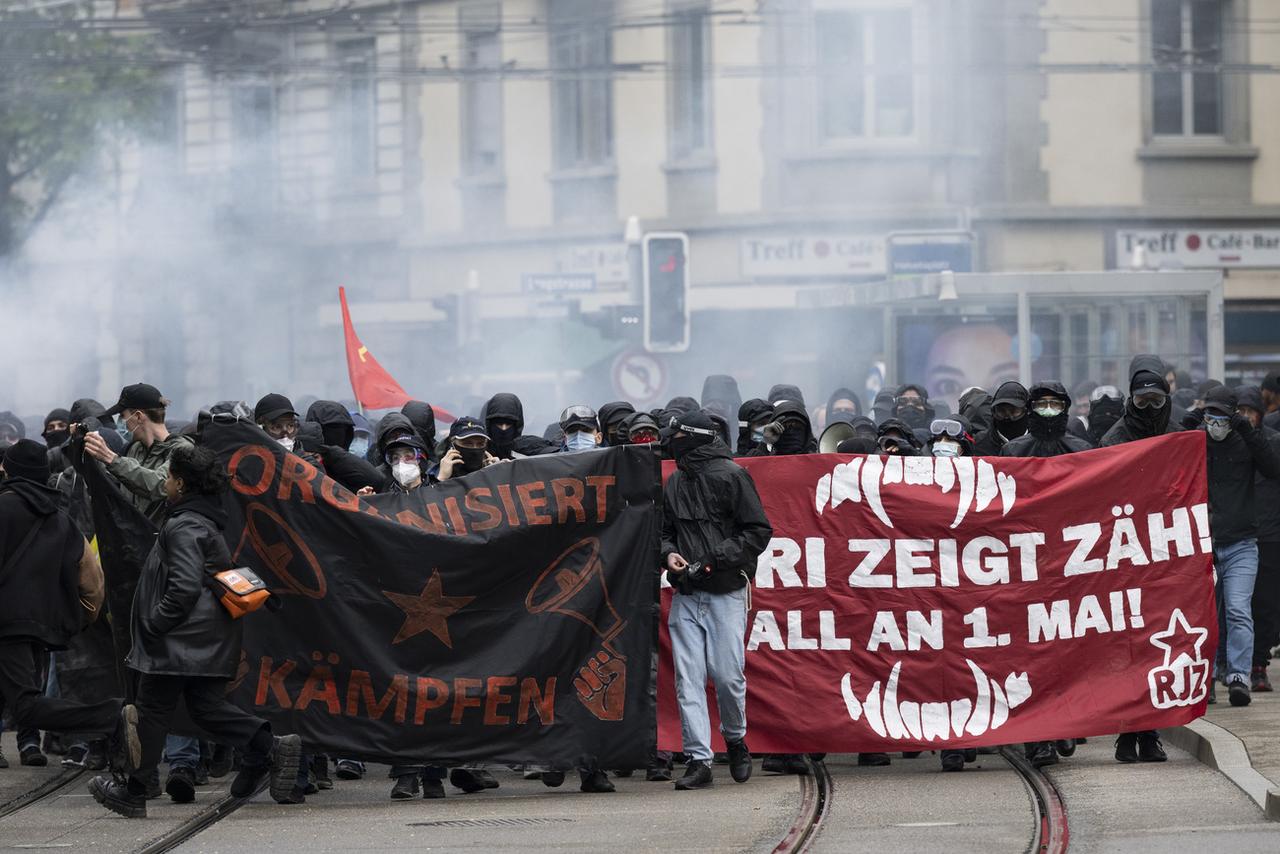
[104,383,165,417]
[385,434,428,454]
[448,416,489,441]
[673,410,719,438]
[1131,371,1169,395]
[991,381,1029,407]
[254,393,298,424]
[2,439,50,483]
[1203,385,1238,416]
[559,405,599,434]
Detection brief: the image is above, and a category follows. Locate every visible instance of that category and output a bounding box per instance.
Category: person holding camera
[662,410,772,790]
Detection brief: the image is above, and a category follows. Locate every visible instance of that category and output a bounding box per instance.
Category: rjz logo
[1147,609,1210,709]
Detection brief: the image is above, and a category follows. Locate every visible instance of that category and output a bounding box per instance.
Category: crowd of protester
[1,355,1279,815]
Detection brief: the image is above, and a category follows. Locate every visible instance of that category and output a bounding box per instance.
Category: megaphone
[819,421,857,454]
[525,537,626,657]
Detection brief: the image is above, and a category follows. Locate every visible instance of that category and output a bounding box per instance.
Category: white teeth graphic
[816,453,1018,529]
[843,660,1032,743]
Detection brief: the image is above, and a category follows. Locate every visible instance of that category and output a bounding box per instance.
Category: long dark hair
[168,445,229,496]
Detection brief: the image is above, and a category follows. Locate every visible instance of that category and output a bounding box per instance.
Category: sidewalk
[1168,685,1280,820]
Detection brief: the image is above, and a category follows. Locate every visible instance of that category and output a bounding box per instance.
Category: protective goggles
[1090,385,1122,402]
[1030,398,1067,414]
[385,447,424,464]
[929,419,966,438]
[1205,413,1231,425]
[673,420,719,438]
[560,404,598,423]
[1131,389,1169,409]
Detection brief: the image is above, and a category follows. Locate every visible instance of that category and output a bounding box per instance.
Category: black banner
[90,421,662,769]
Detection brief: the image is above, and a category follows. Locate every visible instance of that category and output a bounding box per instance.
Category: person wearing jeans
[1216,539,1260,699]
[661,410,772,791]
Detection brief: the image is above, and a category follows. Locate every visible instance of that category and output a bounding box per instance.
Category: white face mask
[1206,420,1232,442]
[932,439,961,458]
[392,461,420,486]
[278,436,295,453]
[1033,406,1059,418]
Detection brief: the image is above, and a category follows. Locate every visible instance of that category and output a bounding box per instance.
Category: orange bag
[208,567,272,619]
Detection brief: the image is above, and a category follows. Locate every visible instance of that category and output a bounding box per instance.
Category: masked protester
[662,411,772,790]
[974,382,1029,455]
[870,390,895,427]
[737,399,773,456]
[557,406,603,455]
[893,384,934,440]
[41,408,70,451]
[435,418,500,482]
[400,401,439,464]
[927,418,975,460]
[623,412,661,447]
[349,412,373,460]
[304,401,354,451]
[1002,382,1093,458]
[1077,386,1122,447]
[88,444,302,818]
[751,400,815,459]
[766,384,805,407]
[876,419,919,457]
[957,387,993,436]
[823,387,862,430]
[482,393,526,460]
[597,402,637,448]
[1196,386,1280,712]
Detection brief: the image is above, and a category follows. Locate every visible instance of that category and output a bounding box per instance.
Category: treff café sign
[1116,228,1280,269]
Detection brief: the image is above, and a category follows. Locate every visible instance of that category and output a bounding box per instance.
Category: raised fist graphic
[574,649,627,722]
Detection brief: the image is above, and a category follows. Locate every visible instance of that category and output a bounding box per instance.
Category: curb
[1168,720,1280,820]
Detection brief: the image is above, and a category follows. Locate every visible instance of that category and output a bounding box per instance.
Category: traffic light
[643,232,690,353]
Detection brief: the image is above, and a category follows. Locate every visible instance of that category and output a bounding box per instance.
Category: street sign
[887,231,975,275]
[612,349,667,405]
[521,273,597,295]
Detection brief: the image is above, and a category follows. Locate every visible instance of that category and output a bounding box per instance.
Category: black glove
[1231,413,1254,435]
[1181,408,1205,430]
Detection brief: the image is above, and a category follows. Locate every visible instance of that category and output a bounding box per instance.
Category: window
[550,0,613,169]
[815,6,914,140]
[1151,0,1223,136]
[336,39,377,175]
[668,2,713,160]
[231,83,274,154]
[461,10,503,175]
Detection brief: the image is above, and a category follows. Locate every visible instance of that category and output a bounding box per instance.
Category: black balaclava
[894,384,931,431]
[871,391,896,426]
[770,400,813,456]
[42,407,72,448]
[598,401,637,447]
[1087,394,1125,446]
[1027,382,1071,441]
[1126,354,1173,437]
[484,393,525,459]
[668,410,718,465]
[991,381,1030,441]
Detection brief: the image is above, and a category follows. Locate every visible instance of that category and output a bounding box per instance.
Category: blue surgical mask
[565,431,597,452]
[350,436,370,458]
[751,428,765,444]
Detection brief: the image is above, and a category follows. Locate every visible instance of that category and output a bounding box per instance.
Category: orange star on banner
[383,570,475,647]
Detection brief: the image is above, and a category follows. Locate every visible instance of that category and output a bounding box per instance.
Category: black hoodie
[737,399,773,456]
[958,388,993,436]
[701,375,743,425]
[597,401,637,448]
[767,384,805,407]
[760,400,817,456]
[306,400,355,451]
[826,386,863,420]
[1101,355,1180,447]
[483,393,526,459]
[401,401,439,463]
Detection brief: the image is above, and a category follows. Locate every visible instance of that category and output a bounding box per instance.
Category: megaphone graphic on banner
[525,537,627,658]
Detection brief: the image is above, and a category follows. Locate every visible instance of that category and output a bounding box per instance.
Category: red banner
[658,432,1216,752]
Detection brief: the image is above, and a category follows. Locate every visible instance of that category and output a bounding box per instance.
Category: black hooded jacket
[1202,418,1280,545]
[1002,382,1092,457]
[826,386,863,420]
[958,388,993,436]
[597,402,637,447]
[701,375,743,426]
[737,399,773,456]
[767,384,805,407]
[1101,355,1181,447]
[660,442,772,595]
[749,400,817,456]
[306,400,355,451]
[483,393,526,459]
[401,401,439,462]
[0,478,93,648]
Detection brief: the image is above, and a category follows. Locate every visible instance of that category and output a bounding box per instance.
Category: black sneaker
[940,750,965,772]
[89,775,146,819]
[1055,739,1076,757]
[726,739,752,783]
[450,769,487,793]
[1137,732,1167,762]
[762,753,809,775]
[856,753,891,767]
[165,766,197,803]
[1027,741,1058,769]
[1115,732,1139,763]
[268,735,303,804]
[645,766,673,782]
[474,769,500,789]
[61,745,91,769]
[230,762,267,799]
[19,744,47,767]
[674,761,713,790]
[1229,676,1252,707]
[422,776,446,799]
[579,770,615,793]
[540,771,566,787]
[334,758,364,780]
[390,774,419,800]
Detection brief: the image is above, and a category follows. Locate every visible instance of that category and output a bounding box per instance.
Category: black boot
[963,749,977,763]
[209,744,233,779]
[1054,739,1076,757]
[450,768,487,793]
[856,753,891,767]
[579,769,615,793]
[674,761,713,790]
[165,766,197,803]
[422,776,446,798]
[89,775,147,819]
[1114,732,1139,763]
[940,750,964,772]
[540,770,566,787]
[268,735,304,804]
[474,769,500,789]
[726,739,752,783]
[390,774,419,800]
[1027,741,1058,769]
[1137,732,1167,763]
[311,754,333,790]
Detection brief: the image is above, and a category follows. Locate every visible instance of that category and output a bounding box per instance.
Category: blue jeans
[1215,539,1259,684]
[164,734,201,771]
[668,586,748,762]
